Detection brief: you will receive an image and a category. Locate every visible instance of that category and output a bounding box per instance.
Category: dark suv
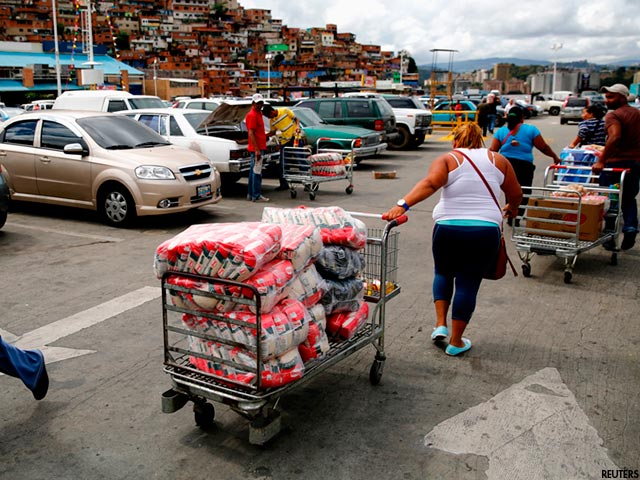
[294,97,398,144]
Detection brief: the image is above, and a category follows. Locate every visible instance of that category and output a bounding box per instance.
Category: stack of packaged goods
[309,152,346,177]
[155,222,317,388]
[262,207,369,344]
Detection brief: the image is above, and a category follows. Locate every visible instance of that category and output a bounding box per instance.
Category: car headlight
[135,166,175,180]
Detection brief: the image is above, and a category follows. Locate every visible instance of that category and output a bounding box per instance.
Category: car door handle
[39,156,51,163]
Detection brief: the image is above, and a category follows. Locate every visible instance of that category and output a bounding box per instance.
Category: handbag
[453,150,518,280]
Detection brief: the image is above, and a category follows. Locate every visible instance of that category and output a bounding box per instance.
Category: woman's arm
[383,153,451,220]
[533,135,561,164]
[489,136,501,152]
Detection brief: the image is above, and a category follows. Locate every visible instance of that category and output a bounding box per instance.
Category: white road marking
[6,222,124,242]
[424,367,618,479]
[5,286,160,365]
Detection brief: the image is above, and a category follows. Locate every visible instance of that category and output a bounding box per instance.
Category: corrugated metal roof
[0,51,144,76]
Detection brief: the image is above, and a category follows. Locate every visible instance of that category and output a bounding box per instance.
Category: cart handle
[351,211,409,229]
[548,164,630,173]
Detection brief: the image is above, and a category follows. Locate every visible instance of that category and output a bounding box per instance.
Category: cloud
[240,0,640,65]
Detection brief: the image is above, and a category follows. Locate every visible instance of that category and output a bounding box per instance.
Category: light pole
[550,43,563,94]
[265,53,273,97]
[153,58,158,96]
[52,0,61,96]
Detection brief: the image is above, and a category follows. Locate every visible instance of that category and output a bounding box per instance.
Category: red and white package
[154,222,282,281]
[261,206,367,249]
[277,224,323,272]
[298,309,330,362]
[287,263,327,308]
[326,301,369,341]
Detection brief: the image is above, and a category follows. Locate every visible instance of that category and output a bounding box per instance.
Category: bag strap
[453,149,518,277]
[500,124,521,146]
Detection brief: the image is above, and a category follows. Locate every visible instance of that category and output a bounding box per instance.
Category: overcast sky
[240,0,640,66]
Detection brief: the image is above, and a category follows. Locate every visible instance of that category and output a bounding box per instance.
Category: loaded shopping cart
[283,138,355,200]
[511,164,627,283]
[158,211,405,444]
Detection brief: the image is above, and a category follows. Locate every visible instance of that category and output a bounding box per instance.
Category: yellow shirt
[269,108,299,144]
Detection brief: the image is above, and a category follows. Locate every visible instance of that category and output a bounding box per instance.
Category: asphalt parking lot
[1,115,638,480]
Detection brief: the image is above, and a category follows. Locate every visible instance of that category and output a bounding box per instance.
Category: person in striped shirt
[263,104,301,191]
[568,105,607,148]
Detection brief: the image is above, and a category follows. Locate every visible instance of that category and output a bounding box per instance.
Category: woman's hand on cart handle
[382,206,406,221]
[388,214,409,227]
[503,204,518,219]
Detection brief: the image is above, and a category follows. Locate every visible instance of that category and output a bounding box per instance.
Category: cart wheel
[290,189,297,199]
[193,402,215,429]
[369,359,384,385]
[310,183,319,192]
[522,264,531,277]
[309,191,316,201]
[610,252,617,266]
[345,185,354,195]
[564,271,572,284]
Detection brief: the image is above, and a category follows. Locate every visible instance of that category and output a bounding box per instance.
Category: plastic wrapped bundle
[278,224,323,272]
[315,245,365,280]
[154,222,282,281]
[310,153,346,177]
[321,277,364,314]
[189,340,305,388]
[306,303,327,330]
[165,258,295,314]
[182,298,309,360]
[261,206,367,249]
[326,301,369,341]
[287,264,327,308]
[298,312,330,362]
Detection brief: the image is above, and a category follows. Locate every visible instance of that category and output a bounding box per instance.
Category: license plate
[197,184,211,198]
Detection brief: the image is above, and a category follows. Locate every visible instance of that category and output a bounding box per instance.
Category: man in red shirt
[245,93,269,202]
[593,84,640,250]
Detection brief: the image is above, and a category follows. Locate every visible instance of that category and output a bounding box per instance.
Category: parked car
[343,93,432,149]
[294,97,399,144]
[173,98,223,112]
[0,107,25,121]
[53,91,166,112]
[22,100,55,111]
[0,111,221,227]
[431,100,477,126]
[290,107,387,162]
[0,162,9,229]
[533,94,564,116]
[560,97,590,124]
[123,106,279,185]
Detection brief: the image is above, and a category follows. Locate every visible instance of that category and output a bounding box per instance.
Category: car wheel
[560,118,567,125]
[99,183,136,227]
[0,210,6,229]
[549,107,560,116]
[388,126,411,150]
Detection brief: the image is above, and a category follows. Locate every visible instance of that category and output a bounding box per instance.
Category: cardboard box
[525,197,604,241]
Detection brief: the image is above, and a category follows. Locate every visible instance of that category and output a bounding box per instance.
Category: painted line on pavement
[424,367,617,479]
[6,222,124,243]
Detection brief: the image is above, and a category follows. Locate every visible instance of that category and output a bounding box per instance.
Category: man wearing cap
[262,103,301,191]
[245,93,269,202]
[593,83,640,250]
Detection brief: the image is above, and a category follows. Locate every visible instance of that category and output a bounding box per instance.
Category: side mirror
[63,143,87,156]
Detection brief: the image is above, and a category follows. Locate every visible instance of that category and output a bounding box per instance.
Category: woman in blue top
[489,106,561,221]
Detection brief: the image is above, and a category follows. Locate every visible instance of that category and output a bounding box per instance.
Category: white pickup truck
[533,94,563,116]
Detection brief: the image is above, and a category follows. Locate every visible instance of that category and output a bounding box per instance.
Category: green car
[291,107,387,162]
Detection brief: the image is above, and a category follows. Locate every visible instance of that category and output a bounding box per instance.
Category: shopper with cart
[0,336,49,400]
[263,104,301,191]
[592,84,640,250]
[383,123,522,356]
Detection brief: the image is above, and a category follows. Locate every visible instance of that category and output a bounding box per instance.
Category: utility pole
[551,43,563,94]
[52,0,61,96]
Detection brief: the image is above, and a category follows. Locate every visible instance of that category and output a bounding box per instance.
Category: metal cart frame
[282,138,355,200]
[160,214,406,444]
[511,164,627,283]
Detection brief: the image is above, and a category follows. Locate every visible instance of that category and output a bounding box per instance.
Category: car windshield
[567,98,588,107]
[77,116,171,149]
[292,108,326,126]
[128,97,166,109]
[376,99,394,116]
[184,112,211,129]
[387,98,425,110]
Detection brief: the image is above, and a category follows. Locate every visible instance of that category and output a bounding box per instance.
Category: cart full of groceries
[283,138,355,200]
[511,147,627,283]
[156,206,405,444]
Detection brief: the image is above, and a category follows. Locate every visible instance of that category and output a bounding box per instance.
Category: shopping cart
[511,164,627,283]
[283,138,355,200]
[160,213,406,444]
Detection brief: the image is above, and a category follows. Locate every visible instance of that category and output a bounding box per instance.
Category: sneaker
[621,231,637,250]
[253,195,270,203]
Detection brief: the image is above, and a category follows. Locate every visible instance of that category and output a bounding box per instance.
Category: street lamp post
[265,53,273,97]
[551,43,563,94]
[52,0,61,96]
[153,58,158,96]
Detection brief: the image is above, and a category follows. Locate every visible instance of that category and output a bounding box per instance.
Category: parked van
[53,91,165,112]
